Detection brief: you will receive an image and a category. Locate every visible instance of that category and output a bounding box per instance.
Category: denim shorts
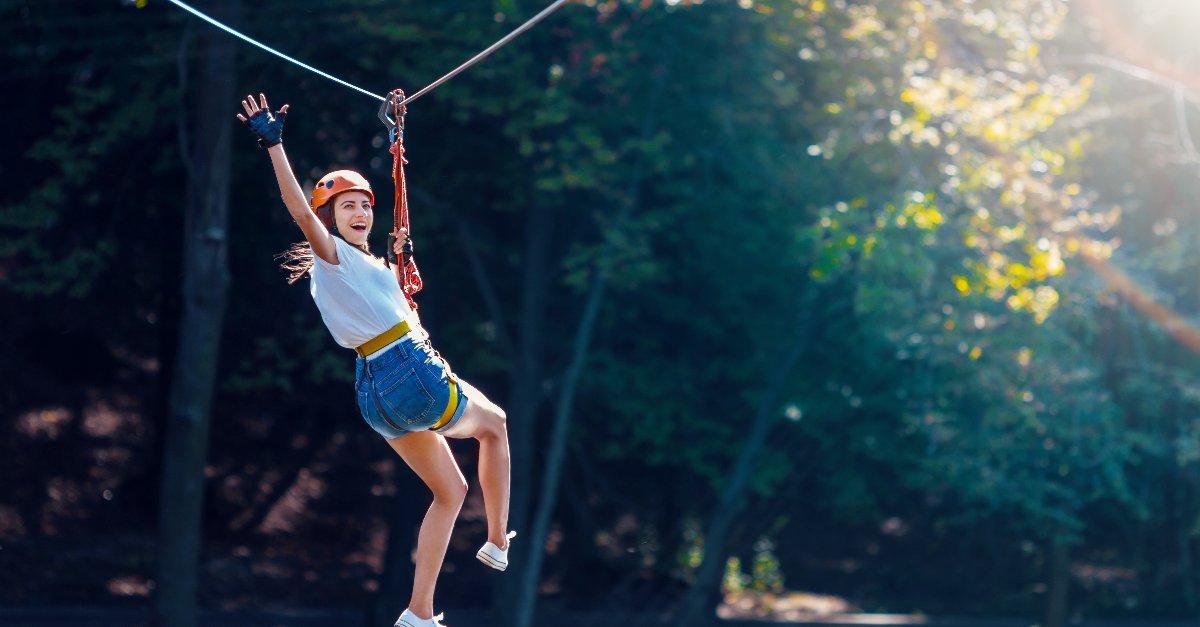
[354,334,469,440]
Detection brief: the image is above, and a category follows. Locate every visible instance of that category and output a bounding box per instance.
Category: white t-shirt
[309,236,422,350]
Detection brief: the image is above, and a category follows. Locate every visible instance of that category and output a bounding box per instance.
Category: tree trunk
[493,201,554,626]
[1042,538,1070,627]
[507,46,675,627]
[152,3,237,624]
[370,496,418,626]
[673,328,811,625]
[515,230,614,627]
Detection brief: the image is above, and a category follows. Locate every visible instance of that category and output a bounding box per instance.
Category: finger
[259,93,268,110]
[246,94,259,113]
[280,104,289,114]
[235,113,246,123]
[241,100,253,116]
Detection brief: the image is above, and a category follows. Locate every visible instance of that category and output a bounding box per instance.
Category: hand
[386,228,417,266]
[392,228,408,257]
[236,93,288,148]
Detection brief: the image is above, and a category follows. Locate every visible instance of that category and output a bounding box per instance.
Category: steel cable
[164,0,572,106]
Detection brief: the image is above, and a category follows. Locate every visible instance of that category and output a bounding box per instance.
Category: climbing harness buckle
[377,89,406,145]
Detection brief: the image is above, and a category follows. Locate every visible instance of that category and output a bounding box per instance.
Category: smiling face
[331,191,373,246]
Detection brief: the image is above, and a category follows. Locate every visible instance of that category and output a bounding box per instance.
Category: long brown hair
[276,198,373,284]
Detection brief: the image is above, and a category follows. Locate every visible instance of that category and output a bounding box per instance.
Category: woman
[237,93,514,627]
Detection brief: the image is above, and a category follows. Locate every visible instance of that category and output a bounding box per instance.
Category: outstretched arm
[236,93,337,265]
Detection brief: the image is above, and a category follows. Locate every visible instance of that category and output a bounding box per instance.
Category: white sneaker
[394,608,447,627]
[476,530,518,571]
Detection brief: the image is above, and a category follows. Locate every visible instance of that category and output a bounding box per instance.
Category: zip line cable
[396,0,571,107]
[166,0,385,101]
[163,0,572,106]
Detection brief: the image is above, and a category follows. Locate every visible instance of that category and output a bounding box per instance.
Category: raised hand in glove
[235,93,288,148]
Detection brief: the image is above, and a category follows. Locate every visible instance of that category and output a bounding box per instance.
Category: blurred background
[2,0,1200,625]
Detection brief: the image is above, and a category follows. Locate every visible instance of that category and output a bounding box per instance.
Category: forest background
[2,0,1200,626]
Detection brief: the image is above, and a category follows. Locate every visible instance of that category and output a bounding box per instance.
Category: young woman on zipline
[237,92,514,627]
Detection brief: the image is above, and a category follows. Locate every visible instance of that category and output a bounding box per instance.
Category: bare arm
[265,143,337,264]
[237,94,337,265]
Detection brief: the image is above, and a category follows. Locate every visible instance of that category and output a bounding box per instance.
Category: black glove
[387,230,413,267]
[242,108,286,148]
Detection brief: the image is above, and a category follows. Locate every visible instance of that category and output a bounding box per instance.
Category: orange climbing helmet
[310,169,374,210]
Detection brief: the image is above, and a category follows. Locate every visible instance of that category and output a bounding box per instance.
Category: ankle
[489,529,516,550]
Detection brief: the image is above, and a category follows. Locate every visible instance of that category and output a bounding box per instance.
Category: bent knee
[433,476,469,506]
[477,406,507,440]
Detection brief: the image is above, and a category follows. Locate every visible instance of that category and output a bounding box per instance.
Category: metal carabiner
[377,89,406,145]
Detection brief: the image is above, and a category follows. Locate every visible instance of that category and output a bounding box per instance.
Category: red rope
[390,88,423,310]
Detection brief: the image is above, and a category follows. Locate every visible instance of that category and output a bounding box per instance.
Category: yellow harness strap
[355,320,413,358]
[357,320,461,430]
[432,379,460,430]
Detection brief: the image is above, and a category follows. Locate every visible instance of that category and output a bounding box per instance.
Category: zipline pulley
[378,90,406,146]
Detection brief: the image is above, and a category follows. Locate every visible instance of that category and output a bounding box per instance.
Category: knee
[477,406,507,441]
[433,476,468,508]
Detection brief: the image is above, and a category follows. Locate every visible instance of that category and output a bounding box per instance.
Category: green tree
[154,2,239,626]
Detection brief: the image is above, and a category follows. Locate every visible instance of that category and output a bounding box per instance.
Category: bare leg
[387,431,467,619]
[439,379,511,548]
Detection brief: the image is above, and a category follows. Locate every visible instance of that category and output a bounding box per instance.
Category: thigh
[387,431,466,494]
[437,378,505,440]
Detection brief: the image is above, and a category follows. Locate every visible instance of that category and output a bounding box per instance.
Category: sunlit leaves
[773,0,1143,546]
[802,0,1098,324]
[806,191,943,282]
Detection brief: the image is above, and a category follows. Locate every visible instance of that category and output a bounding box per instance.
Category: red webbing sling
[387,88,423,311]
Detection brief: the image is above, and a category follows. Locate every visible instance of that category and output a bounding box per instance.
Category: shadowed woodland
[2,0,1200,626]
